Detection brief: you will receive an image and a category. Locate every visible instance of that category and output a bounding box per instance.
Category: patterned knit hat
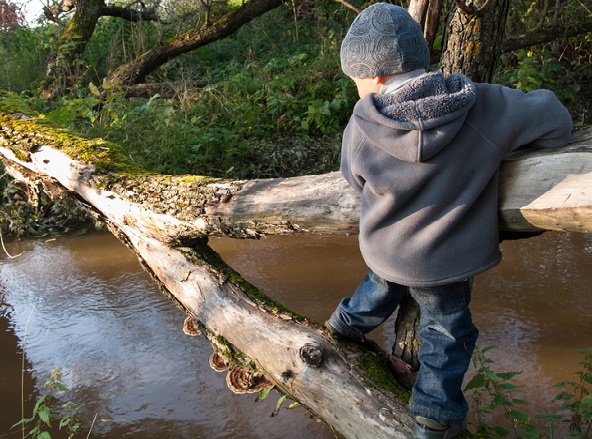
[340,3,430,79]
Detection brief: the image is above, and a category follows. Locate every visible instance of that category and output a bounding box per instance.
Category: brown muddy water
[0,230,591,438]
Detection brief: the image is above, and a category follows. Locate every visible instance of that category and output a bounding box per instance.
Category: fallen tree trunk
[1,100,591,438]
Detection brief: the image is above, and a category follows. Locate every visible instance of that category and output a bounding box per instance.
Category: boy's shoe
[324,320,365,343]
[413,416,466,439]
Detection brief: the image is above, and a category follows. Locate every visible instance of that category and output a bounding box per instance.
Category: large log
[1,99,591,438]
[0,101,415,438]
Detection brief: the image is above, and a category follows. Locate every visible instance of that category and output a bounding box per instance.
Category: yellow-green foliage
[0,94,146,176]
[0,91,35,115]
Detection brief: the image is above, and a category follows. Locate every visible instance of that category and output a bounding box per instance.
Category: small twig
[0,230,22,259]
[578,0,592,14]
[21,302,38,439]
[333,0,360,14]
[86,413,98,439]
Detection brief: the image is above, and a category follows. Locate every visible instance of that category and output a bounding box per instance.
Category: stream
[1,230,591,438]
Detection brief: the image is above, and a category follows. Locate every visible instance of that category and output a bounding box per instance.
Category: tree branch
[502,19,592,52]
[99,4,160,22]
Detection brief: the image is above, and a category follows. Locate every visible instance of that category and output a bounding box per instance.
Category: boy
[325,3,573,438]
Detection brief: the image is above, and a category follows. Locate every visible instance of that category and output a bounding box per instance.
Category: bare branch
[100,4,160,22]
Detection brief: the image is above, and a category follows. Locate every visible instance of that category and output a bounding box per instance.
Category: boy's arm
[473,84,573,153]
[340,121,365,193]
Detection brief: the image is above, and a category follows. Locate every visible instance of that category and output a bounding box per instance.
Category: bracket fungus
[182,316,201,336]
[225,365,273,394]
[209,352,231,372]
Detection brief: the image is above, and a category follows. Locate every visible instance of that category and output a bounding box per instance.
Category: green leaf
[11,417,33,428]
[38,405,52,426]
[54,382,69,393]
[554,381,578,388]
[481,345,497,353]
[534,413,563,421]
[33,394,49,415]
[497,371,522,381]
[465,373,486,390]
[271,394,287,417]
[254,385,274,403]
[511,398,531,405]
[509,409,530,422]
[498,383,519,391]
[38,431,52,439]
[89,82,101,97]
[553,391,575,401]
[491,425,512,436]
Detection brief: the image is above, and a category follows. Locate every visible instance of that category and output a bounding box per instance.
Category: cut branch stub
[299,344,324,368]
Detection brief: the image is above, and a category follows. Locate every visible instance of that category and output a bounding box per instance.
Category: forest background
[0,0,591,237]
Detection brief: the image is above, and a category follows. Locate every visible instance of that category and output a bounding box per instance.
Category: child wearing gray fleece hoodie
[325,3,573,438]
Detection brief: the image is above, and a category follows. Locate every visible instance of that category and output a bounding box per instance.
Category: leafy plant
[12,369,81,439]
[466,345,592,438]
[466,345,539,438]
[552,348,592,438]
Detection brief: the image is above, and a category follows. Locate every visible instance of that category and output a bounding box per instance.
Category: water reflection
[0,233,335,439]
[1,230,590,438]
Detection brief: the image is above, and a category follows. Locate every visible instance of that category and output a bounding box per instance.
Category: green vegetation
[13,369,82,439]
[2,1,589,182]
[466,346,592,438]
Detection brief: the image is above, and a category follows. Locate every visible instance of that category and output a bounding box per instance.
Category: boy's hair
[340,3,430,79]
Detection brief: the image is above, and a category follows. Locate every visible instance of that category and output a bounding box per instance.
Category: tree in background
[0,0,24,31]
[39,0,284,98]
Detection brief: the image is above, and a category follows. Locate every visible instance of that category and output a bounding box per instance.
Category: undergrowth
[12,369,82,439]
[466,346,592,438]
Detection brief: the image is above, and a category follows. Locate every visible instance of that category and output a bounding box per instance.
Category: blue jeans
[326,270,478,426]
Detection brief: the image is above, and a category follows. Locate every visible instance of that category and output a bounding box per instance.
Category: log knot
[300,343,323,367]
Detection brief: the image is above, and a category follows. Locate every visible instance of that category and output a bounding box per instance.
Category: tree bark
[0,106,415,439]
[392,294,421,373]
[1,101,590,439]
[408,0,443,54]
[40,0,104,99]
[440,0,510,83]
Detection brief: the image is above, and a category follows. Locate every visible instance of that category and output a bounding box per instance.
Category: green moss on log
[358,351,411,402]
[179,238,307,323]
[0,100,146,175]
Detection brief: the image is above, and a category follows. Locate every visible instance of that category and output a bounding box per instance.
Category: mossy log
[0,98,416,438]
[1,97,591,438]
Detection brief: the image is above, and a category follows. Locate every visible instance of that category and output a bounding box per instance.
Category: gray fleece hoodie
[342,71,572,287]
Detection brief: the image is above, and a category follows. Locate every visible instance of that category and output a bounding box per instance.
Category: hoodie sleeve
[340,118,365,193]
[471,84,573,153]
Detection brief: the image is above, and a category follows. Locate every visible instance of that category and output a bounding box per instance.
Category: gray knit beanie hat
[340,3,430,78]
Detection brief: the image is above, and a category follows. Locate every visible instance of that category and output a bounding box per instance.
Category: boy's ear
[373,76,389,85]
